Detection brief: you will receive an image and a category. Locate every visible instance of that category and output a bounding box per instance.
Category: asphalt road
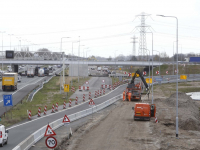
[0,68,61,117]
[4,79,126,150]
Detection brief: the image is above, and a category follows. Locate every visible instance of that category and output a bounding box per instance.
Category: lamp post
[144,49,151,88]
[71,41,79,87]
[60,37,70,94]
[83,47,89,60]
[173,41,176,75]
[153,50,160,76]
[86,50,90,59]
[0,31,5,71]
[8,34,14,50]
[145,32,154,104]
[157,14,179,138]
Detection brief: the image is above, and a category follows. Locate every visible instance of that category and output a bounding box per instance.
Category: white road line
[7,84,125,130]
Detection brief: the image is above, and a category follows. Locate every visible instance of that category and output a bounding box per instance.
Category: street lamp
[71,41,79,87]
[144,49,151,87]
[153,50,160,76]
[8,34,14,50]
[86,50,90,59]
[157,14,179,138]
[60,37,70,94]
[83,47,89,60]
[0,31,5,71]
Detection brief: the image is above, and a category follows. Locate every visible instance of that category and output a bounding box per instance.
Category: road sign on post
[45,136,57,149]
[3,95,13,107]
[62,115,70,124]
[64,84,69,92]
[44,124,56,137]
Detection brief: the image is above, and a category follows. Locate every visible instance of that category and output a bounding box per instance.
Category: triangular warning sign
[89,99,95,105]
[62,115,70,123]
[44,124,56,137]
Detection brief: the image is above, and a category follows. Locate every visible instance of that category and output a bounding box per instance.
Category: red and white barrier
[69,99,72,107]
[55,103,58,111]
[63,101,66,109]
[101,84,111,89]
[103,89,105,94]
[95,91,97,98]
[51,104,55,113]
[38,107,41,117]
[75,96,78,105]
[83,94,85,102]
[109,85,112,90]
[100,90,102,96]
[79,86,89,91]
[71,86,75,93]
[89,92,91,100]
[155,117,158,123]
[44,106,47,115]
[28,110,31,120]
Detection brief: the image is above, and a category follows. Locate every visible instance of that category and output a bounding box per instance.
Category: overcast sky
[0,0,200,58]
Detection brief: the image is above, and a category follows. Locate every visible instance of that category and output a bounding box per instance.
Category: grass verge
[1,76,90,127]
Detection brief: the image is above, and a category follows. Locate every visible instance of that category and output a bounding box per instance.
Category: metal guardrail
[13,94,122,150]
[27,75,55,102]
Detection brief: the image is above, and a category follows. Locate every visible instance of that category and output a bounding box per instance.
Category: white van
[0,124,8,147]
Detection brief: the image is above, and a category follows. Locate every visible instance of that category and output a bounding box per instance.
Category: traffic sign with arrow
[3,95,13,107]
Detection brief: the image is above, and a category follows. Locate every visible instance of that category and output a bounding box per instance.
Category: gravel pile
[166,92,200,130]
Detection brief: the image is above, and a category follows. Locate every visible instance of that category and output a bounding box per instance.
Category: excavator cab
[150,104,156,117]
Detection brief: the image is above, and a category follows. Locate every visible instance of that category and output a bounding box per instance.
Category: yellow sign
[132,73,139,77]
[64,84,69,92]
[119,68,121,70]
[180,75,187,80]
[146,78,152,83]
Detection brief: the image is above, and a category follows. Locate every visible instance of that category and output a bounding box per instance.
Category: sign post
[62,115,71,139]
[64,84,69,100]
[44,124,57,149]
[89,99,95,120]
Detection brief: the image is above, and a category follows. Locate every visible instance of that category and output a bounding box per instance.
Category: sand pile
[165,92,200,130]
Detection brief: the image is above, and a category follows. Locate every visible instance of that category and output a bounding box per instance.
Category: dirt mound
[165,92,200,130]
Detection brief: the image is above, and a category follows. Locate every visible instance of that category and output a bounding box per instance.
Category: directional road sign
[3,95,13,107]
[45,136,57,149]
[155,77,163,82]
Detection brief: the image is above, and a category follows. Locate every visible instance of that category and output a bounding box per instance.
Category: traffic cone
[75,96,78,105]
[38,107,41,117]
[89,92,91,100]
[28,110,31,120]
[69,99,71,107]
[63,101,66,109]
[83,94,85,102]
[44,106,47,115]
[55,103,58,111]
[155,117,158,123]
[51,104,55,113]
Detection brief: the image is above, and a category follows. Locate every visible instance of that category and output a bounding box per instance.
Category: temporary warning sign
[45,136,57,149]
[85,81,89,85]
[89,99,95,106]
[102,79,105,83]
[64,84,69,92]
[44,124,56,137]
[62,114,70,123]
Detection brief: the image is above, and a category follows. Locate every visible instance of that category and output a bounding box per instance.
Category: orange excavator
[125,69,149,101]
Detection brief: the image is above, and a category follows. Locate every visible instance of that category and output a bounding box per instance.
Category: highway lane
[0,69,61,116]
[5,83,126,150]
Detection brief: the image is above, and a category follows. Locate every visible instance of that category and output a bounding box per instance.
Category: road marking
[7,84,125,130]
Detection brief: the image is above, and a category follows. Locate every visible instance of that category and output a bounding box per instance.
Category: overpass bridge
[0,60,163,66]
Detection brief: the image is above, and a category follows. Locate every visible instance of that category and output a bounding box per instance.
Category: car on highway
[0,124,9,147]
[111,71,116,74]
[18,75,22,82]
